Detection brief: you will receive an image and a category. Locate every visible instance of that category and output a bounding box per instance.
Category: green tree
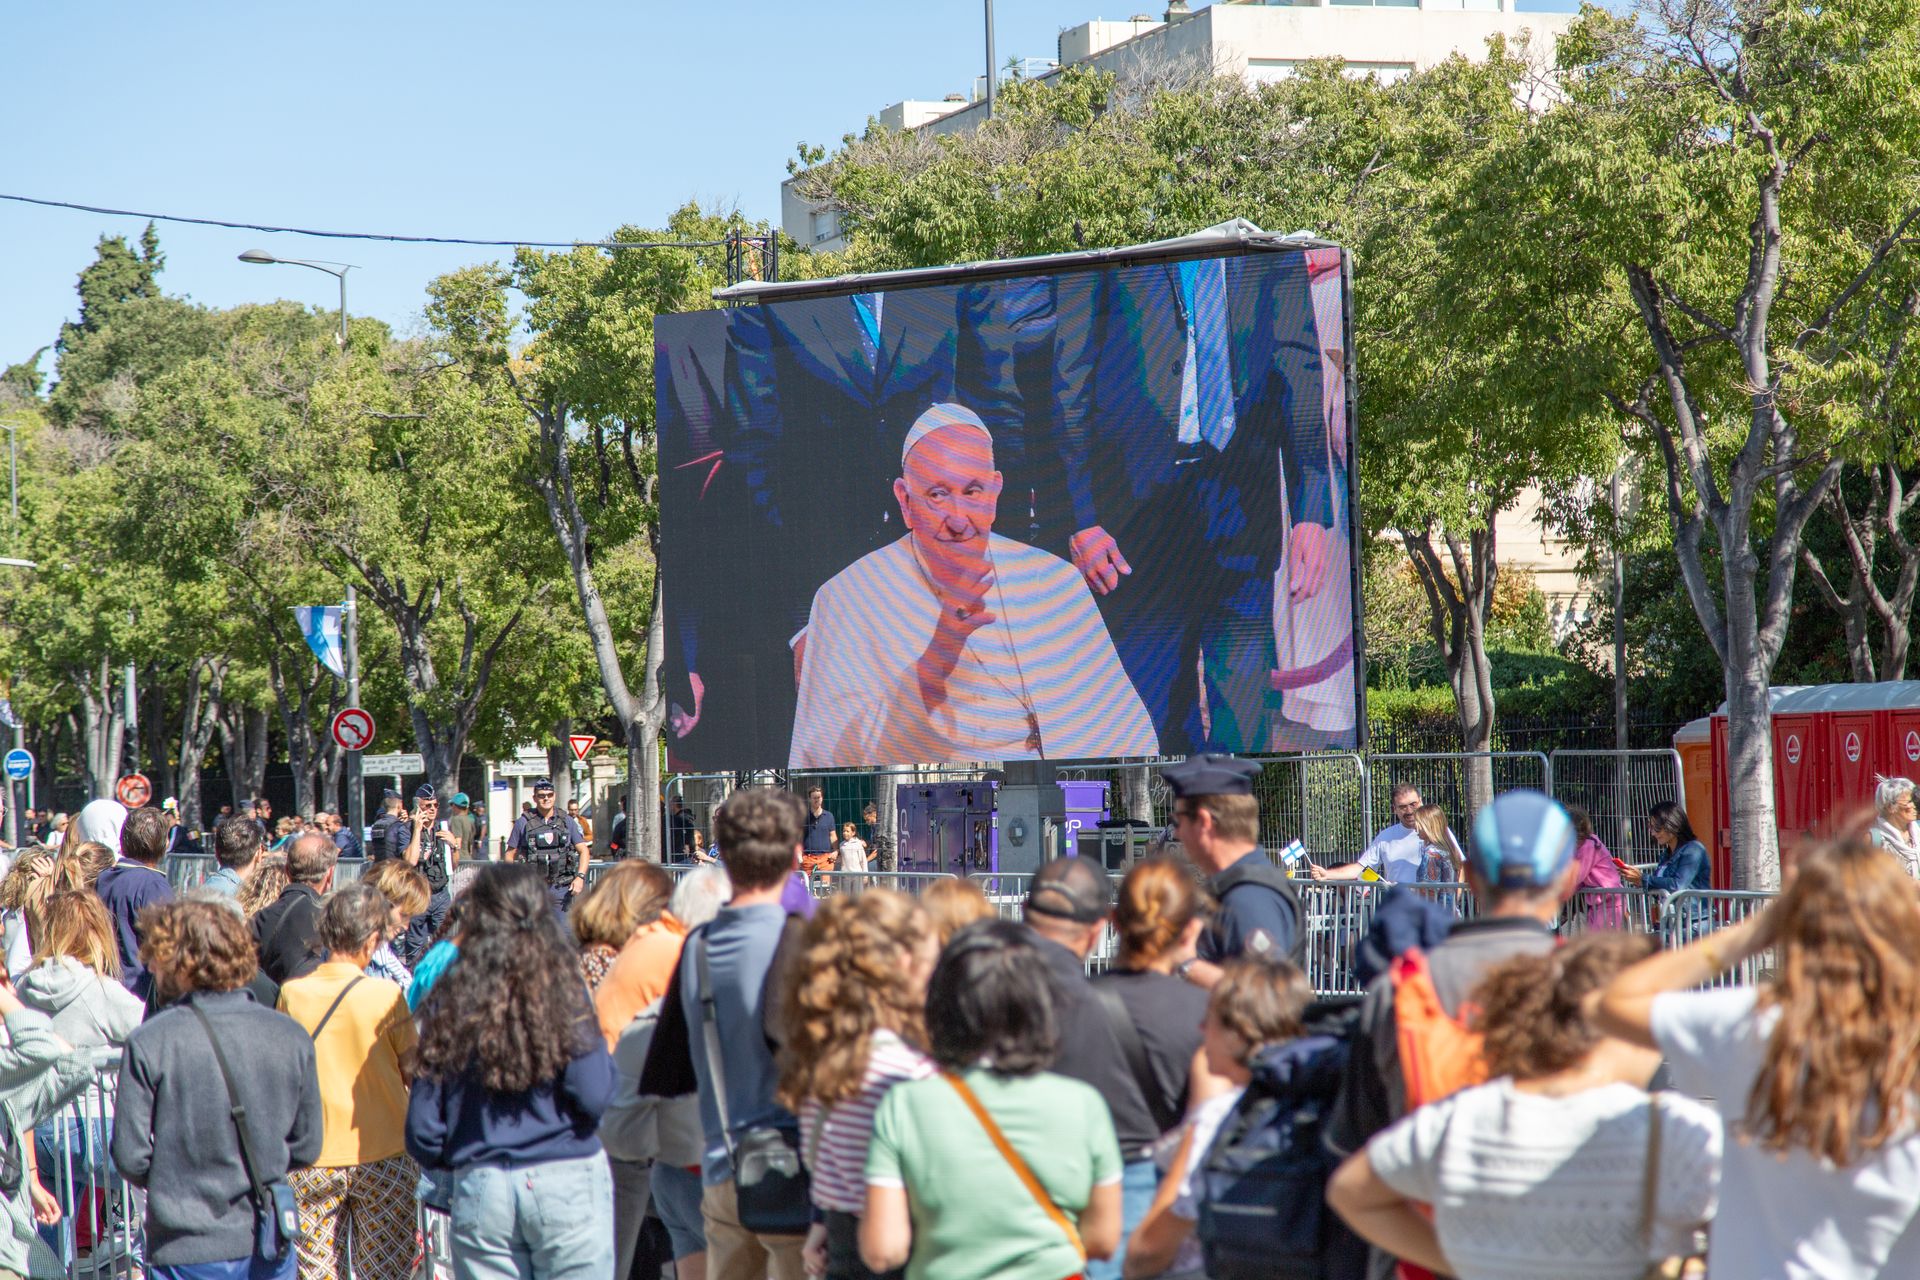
[1474,0,1920,884]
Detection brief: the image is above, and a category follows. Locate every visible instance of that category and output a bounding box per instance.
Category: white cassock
[790,533,1161,768]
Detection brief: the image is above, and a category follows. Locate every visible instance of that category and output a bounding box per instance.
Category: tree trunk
[78,658,125,800]
[527,400,663,864]
[343,558,529,806]
[267,651,328,817]
[175,657,226,833]
[549,723,574,809]
[1400,522,1501,819]
[143,670,175,802]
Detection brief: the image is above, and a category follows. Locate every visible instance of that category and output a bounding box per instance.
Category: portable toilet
[1673,715,1713,865]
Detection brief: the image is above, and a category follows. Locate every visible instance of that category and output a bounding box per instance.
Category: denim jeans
[1084,1158,1158,1280]
[449,1152,615,1280]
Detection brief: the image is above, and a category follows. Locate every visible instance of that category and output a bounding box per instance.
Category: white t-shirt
[1368,1079,1720,1280]
[1358,824,1429,883]
[1653,986,1920,1279]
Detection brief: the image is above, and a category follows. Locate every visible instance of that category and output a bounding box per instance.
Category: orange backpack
[1390,949,1489,1280]
[1390,948,1488,1114]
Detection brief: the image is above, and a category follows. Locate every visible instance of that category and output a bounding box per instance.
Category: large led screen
[658,242,1360,771]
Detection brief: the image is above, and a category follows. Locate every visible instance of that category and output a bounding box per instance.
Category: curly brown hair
[571,861,672,950]
[1115,856,1207,968]
[140,900,258,999]
[776,889,929,1110]
[414,862,593,1093]
[1473,931,1655,1080]
[1748,839,1920,1164]
[237,855,289,920]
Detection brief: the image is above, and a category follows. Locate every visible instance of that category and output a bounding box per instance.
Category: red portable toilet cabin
[1690,682,1920,885]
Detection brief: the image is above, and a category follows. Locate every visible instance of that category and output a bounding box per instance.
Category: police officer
[366,789,405,860]
[506,778,590,911]
[1160,753,1303,990]
[390,783,457,961]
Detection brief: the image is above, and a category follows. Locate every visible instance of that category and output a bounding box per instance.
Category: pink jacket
[1573,834,1626,928]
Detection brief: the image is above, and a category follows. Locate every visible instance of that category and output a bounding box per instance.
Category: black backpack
[1195,1032,1367,1280]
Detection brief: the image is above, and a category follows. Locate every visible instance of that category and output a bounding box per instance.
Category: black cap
[1160,753,1261,799]
[532,777,555,791]
[1025,857,1113,924]
[382,787,402,800]
[414,783,436,802]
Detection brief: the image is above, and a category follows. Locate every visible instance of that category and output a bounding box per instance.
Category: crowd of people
[0,753,1913,1280]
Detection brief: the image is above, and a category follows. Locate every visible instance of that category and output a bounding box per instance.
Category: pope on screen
[789,403,1160,768]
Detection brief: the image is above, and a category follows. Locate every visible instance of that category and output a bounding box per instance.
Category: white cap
[901,402,994,469]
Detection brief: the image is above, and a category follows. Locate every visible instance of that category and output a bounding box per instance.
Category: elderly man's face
[894,425,1002,580]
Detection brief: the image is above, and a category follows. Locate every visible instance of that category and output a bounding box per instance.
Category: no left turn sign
[331,707,376,751]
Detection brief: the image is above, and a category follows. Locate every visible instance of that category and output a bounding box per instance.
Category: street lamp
[238,250,353,348]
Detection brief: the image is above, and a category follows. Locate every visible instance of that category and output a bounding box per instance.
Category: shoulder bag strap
[943,1071,1086,1263]
[306,975,366,1043]
[188,1002,272,1210]
[695,931,735,1159]
[1089,981,1181,1136]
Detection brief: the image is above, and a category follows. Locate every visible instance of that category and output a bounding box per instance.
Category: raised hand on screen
[670,671,706,738]
[1070,525,1132,595]
[1289,522,1336,602]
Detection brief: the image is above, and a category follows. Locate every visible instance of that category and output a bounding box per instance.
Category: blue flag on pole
[295,605,346,678]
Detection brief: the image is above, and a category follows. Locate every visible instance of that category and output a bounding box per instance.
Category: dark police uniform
[509,790,587,911]
[1161,753,1304,965]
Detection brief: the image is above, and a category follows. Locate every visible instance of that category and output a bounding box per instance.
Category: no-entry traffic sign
[331,707,376,751]
[115,773,152,808]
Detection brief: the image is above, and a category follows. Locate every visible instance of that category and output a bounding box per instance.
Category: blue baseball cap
[1469,791,1577,890]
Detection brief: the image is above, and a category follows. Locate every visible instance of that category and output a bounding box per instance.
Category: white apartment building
[780,0,1589,618]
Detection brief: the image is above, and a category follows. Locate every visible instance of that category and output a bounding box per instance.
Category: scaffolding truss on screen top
[724,230,779,294]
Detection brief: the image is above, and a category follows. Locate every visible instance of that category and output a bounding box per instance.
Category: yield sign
[568,734,597,762]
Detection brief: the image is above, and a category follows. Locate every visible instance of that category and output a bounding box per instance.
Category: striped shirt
[798,1030,936,1213]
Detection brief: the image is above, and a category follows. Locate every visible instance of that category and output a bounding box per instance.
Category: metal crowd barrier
[162,854,214,891]
[806,870,957,898]
[1548,748,1686,867]
[42,1049,139,1280]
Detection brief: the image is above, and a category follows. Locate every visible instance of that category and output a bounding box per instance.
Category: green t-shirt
[866,1069,1122,1280]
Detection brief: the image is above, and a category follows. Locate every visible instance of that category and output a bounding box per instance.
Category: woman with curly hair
[1332,932,1721,1280]
[405,862,615,1280]
[1599,838,1920,1278]
[237,853,289,920]
[112,899,322,1280]
[774,890,939,1280]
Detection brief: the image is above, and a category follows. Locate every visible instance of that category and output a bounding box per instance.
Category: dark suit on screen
[1075,252,1339,753]
[953,274,1097,559]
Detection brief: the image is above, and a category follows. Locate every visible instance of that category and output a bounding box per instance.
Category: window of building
[809,209,841,246]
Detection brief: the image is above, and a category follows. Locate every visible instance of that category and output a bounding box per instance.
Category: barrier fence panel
[1364,752,1551,860]
[164,854,215,892]
[663,773,737,860]
[44,1049,140,1280]
[1549,749,1685,868]
[1665,890,1777,988]
[806,871,958,899]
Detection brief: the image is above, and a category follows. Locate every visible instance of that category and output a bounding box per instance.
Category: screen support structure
[725,231,779,298]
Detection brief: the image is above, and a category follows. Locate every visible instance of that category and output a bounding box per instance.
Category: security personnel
[1160,753,1304,990]
[506,778,590,911]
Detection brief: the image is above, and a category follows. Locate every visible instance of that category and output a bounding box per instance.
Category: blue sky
[2,0,1577,375]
